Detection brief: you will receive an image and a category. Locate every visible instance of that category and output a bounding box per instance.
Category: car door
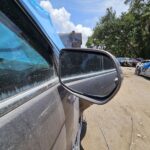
[15,1,80,149]
[0,2,70,150]
[144,66,150,78]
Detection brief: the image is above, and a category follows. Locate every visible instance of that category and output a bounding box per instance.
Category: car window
[0,11,55,101]
[103,55,114,70]
[61,52,103,78]
[61,51,115,79]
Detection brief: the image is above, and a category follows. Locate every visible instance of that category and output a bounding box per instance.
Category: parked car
[140,62,150,78]
[0,1,122,150]
[135,60,150,75]
[117,57,138,67]
[117,57,128,66]
[136,58,144,62]
[129,58,140,67]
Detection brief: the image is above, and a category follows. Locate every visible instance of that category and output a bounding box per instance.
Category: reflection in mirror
[60,50,118,98]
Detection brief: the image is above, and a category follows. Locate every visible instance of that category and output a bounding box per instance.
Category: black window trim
[15,0,60,75]
[15,0,60,57]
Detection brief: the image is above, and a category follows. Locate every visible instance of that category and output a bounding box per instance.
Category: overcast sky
[40,0,129,47]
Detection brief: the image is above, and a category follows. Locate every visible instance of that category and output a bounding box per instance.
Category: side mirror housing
[59,48,123,104]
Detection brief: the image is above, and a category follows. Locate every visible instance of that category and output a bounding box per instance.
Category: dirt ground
[81,67,150,150]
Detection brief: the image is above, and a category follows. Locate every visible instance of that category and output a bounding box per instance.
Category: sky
[40,0,129,47]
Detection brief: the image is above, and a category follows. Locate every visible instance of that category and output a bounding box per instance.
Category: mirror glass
[60,50,119,98]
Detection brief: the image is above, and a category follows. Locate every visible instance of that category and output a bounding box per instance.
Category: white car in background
[135,60,150,75]
[140,62,150,78]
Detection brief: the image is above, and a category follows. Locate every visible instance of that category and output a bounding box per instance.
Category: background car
[117,57,139,67]
[117,57,130,66]
[135,60,150,75]
[129,58,140,67]
[140,62,150,78]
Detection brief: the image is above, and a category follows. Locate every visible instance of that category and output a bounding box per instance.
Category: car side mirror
[59,48,123,104]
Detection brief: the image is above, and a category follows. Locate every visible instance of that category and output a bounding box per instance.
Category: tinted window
[103,55,115,70]
[0,12,55,101]
[61,51,115,79]
[61,52,103,78]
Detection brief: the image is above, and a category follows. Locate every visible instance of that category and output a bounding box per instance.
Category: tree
[86,0,150,58]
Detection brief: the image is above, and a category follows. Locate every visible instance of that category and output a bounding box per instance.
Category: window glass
[61,51,103,78]
[0,12,55,101]
[103,55,115,70]
[61,51,115,79]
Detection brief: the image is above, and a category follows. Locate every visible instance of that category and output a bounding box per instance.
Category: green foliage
[86,0,150,58]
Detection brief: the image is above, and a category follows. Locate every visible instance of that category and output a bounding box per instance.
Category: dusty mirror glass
[60,50,119,98]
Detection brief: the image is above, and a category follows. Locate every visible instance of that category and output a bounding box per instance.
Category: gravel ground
[81,67,150,150]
